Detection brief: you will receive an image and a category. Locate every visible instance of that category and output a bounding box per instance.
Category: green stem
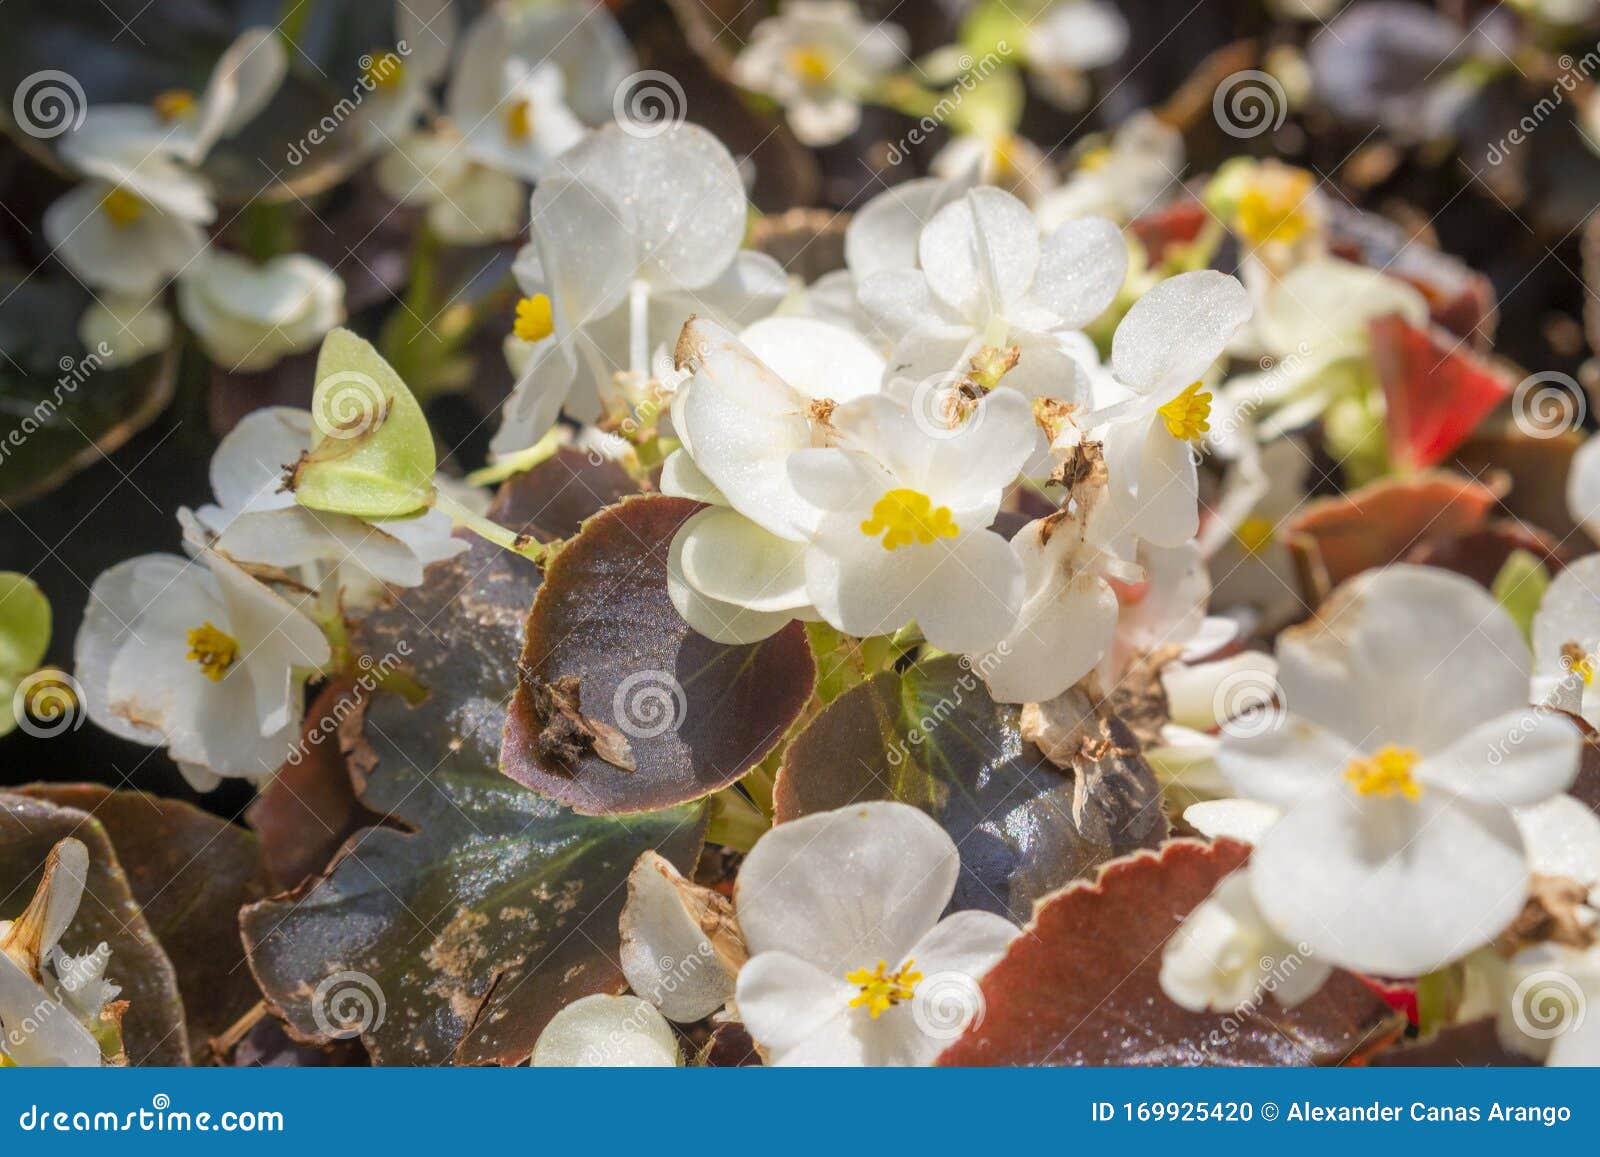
[433,489,549,564]
[706,787,771,852]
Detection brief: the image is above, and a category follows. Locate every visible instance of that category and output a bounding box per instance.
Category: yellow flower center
[1077,145,1112,173]
[991,136,1016,179]
[186,622,239,682]
[1235,515,1276,555]
[1237,166,1315,248]
[152,89,197,121]
[1562,642,1595,685]
[1344,745,1423,801]
[846,958,921,1019]
[787,45,834,83]
[860,488,960,551]
[514,294,554,343]
[364,49,406,89]
[1157,381,1212,442]
[101,187,145,227]
[506,99,534,141]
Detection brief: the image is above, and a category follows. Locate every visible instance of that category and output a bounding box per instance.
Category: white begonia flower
[859,188,1127,403]
[735,801,1019,1066]
[177,251,346,372]
[0,840,114,1068]
[1034,112,1185,229]
[43,180,208,296]
[75,549,332,790]
[1495,943,1600,1066]
[731,0,909,147]
[1023,0,1129,109]
[492,124,786,455]
[1216,565,1581,977]
[1531,555,1600,726]
[60,27,286,170]
[930,132,1059,206]
[356,0,459,144]
[445,44,584,182]
[787,388,1040,654]
[193,407,466,611]
[1096,270,1253,549]
[458,0,638,129]
[77,293,173,368]
[665,315,885,644]
[1218,258,1428,438]
[974,503,1122,704]
[375,124,527,245]
[530,994,680,1067]
[1159,868,1334,1014]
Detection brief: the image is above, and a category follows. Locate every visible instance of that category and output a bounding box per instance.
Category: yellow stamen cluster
[1237,166,1315,248]
[152,89,197,121]
[1562,642,1595,686]
[186,622,240,682]
[514,294,555,343]
[1157,381,1212,442]
[505,99,534,140]
[1076,145,1112,173]
[364,49,406,89]
[846,959,921,1018]
[101,187,145,227]
[1344,745,1423,801]
[860,489,959,551]
[1235,515,1276,556]
[786,45,834,83]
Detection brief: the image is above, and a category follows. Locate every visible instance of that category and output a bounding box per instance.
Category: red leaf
[1369,315,1512,471]
[937,839,1403,1066]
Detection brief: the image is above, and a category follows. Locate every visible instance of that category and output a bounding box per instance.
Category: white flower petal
[1029,216,1127,328]
[846,177,966,276]
[735,951,859,1064]
[1110,270,1251,397]
[1417,710,1579,807]
[672,507,810,613]
[740,315,885,402]
[530,994,679,1066]
[1217,716,1360,810]
[619,852,738,1023]
[735,801,959,971]
[918,188,1041,321]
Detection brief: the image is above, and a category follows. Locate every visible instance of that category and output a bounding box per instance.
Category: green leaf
[501,495,816,817]
[0,572,50,738]
[290,328,437,519]
[243,525,708,1065]
[775,656,1168,922]
[1490,548,1550,644]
